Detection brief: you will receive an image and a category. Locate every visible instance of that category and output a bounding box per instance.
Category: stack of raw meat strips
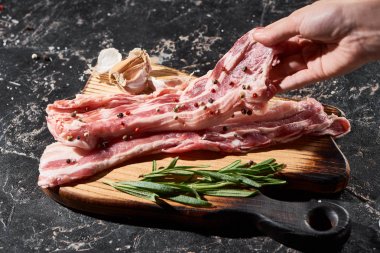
[39,29,350,188]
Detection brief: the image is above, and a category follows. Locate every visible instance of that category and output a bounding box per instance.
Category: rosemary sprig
[104,157,286,207]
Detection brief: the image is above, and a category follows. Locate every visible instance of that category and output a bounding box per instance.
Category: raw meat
[46,30,278,150]
[38,98,350,188]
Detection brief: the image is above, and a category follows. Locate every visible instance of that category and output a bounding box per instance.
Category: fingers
[269,54,307,80]
[253,15,301,46]
[269,36,310,81]
[277,69,321,92]
[272,37,303,55]
[272,40,323,91]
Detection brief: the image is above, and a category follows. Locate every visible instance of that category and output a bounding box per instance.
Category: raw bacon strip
[47,93,149,115]
[38,99,350,188]
[47,90,181,115]
[46,29,278,150]
[47,93,181,118]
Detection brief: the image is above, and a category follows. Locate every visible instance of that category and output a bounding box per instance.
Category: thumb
[253,16,301,47]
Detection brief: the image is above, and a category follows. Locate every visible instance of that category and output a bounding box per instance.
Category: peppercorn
[174,105,180,112]
[248,160,256,166]
[213,79,218,84]
[241,108,247,115]
[67,135,74,141]
[208,98,214,104]
[100,140,108,149]
[117,112,124,118]
[122,135,129,141]
[76,136,80,140]
[242,66,248,72]
[70,111,77,117]
[222,126,228,132]
[66,159,71,164]
[247,109,252,116]
[194,102,199,108]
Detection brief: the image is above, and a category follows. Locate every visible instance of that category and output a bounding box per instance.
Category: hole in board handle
[306,206,339,231]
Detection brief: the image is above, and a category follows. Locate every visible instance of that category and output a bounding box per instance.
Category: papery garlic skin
[109,48,152,94]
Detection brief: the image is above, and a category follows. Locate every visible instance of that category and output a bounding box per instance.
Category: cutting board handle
[231,195,351,251]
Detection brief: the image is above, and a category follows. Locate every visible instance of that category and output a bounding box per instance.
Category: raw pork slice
[38,99,350,188]
[46,29,279,150]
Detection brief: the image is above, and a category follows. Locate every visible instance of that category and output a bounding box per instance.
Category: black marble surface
[0,0,379,252]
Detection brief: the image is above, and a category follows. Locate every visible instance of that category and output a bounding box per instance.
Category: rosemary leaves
[104,157,286,207]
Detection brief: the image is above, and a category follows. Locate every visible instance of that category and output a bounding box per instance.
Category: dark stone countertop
[0,0,379,252]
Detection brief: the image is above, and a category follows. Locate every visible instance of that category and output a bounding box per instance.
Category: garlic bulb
[109,48,152,94]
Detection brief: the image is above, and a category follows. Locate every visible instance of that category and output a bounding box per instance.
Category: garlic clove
[94,48,122,74]
[109,48,152,94]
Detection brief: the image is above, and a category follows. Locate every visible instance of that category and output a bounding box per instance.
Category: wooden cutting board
[42,65,351,251]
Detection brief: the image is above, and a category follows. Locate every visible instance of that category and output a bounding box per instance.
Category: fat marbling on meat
[39,99,350,188]
[46,29,279,150]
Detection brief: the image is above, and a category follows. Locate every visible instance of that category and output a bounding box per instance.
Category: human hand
[253,0,380,91]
